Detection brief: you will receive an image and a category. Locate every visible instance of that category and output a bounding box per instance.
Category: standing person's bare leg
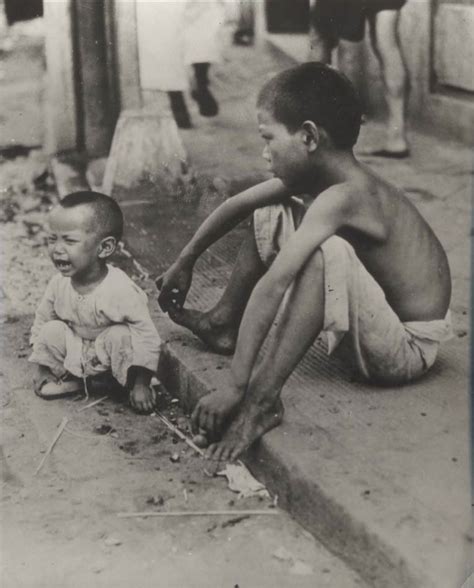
[207,250,326,461]
[308,0,333,62]
[168,228,265,354]
[337,39,364,97]
[308,26,332,62]
[368,11,409,156]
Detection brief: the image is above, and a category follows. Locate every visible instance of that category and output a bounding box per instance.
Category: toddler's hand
[130,384,156,413]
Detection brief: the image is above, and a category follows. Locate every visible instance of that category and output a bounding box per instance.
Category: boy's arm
[231,189,351,391]
[156,178,289,311]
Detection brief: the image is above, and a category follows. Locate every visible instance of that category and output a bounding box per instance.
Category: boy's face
[257,108,310,192]
[47,205,104,280]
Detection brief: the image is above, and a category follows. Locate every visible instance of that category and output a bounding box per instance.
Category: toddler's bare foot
[168,307,237,355]
[206,400,284,463]
[130,383,156,413]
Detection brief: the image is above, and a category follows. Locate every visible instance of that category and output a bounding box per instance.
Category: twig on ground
[153,410,205,457]
[117,509,279,519]
[34,416,69,476]
[77,395,108,413]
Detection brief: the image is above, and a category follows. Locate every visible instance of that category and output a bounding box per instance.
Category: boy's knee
[321,235,356,264]
[309,248,325,273]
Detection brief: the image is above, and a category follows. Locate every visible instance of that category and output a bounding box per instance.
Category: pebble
[104,535,122,547]
[192,434,208,448]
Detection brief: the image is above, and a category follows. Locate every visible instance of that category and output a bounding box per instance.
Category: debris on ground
[94,424,115,436]
[146,495,165,507]
[33,416,69,476]
[272,546,314,576]
[117,509,280,519]
[104,535,122,547]
[217,463,270,499]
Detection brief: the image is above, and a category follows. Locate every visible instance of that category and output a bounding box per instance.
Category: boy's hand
[156,261,193,312]
[129,384,156,413]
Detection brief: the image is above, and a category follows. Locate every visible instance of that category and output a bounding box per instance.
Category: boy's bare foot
[205,400,284,463]
[129,383,156,413]
[191,387,244,438]
[168,307,237,355]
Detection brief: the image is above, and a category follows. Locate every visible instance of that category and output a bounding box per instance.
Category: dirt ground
[0,18,367,588]
[0,153,365,588]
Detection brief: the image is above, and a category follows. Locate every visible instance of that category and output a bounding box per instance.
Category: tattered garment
[29,265,161,386]
[254,200,453,385]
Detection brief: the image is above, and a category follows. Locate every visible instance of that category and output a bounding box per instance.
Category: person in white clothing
[136,0,225,128]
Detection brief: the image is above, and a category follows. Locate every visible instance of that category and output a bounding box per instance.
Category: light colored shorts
[254,200,453,385]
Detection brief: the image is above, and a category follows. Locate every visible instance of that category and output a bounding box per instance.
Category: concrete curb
[153,311,422,588]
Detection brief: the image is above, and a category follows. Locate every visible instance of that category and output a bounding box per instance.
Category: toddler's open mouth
[54,260,72,271]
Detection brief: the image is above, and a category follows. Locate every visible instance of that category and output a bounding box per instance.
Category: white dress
[136,0,226,91]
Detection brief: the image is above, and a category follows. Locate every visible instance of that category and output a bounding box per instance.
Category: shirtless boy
[156,63,452,461]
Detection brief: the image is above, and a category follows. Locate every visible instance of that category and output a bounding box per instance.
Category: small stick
[154,411,205,457]
[117,509,279,519]
[77,395,108,413]
[34,416,69,476]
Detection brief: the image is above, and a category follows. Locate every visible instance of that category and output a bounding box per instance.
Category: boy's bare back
[323,165,451,323]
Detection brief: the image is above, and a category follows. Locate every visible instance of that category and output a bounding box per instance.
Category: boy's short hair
[60,191,124,241]
[257,62,362,149]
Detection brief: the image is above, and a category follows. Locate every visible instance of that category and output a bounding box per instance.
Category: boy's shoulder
[308,180,361,215]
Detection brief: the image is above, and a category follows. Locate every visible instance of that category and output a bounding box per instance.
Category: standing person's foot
[233,29,254,46]
[359,134,410,159]
[168,91,192,129]
[191,87,219,117]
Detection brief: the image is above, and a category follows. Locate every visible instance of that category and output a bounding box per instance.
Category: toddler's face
[46,205,103,279]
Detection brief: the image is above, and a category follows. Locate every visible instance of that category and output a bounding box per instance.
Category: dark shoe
[233,29,254,46]
[191,87,219,117]
[168,91,192,129]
